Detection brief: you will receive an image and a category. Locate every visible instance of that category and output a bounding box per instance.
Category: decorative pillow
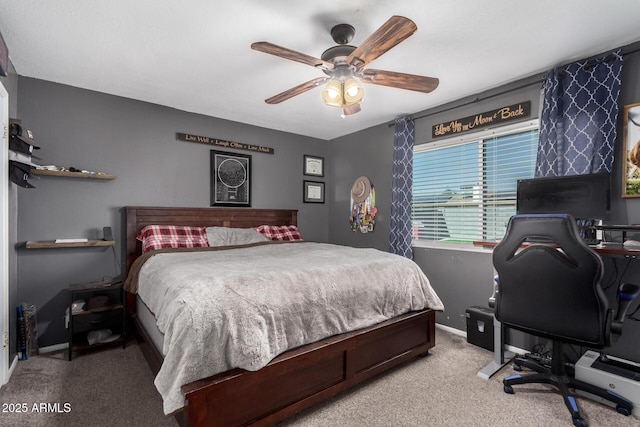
[255,225,303,241]
[136,225,209,253]
[205,227,269,247]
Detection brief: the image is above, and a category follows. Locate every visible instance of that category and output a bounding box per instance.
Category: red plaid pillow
[255,225,303,241]
[136,225,209,253]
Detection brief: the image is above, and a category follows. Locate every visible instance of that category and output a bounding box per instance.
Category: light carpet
[0,329,637,426]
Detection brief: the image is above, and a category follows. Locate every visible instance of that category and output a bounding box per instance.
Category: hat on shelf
[9,121,40,154]
[9,160,35,188]
[351,176,372,203]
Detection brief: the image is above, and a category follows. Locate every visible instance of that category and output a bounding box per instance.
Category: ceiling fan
[251,15,439,116]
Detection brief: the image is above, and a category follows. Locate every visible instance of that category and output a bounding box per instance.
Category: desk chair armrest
[611,283,640,334]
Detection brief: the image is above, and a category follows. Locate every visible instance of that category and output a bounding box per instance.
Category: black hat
[9,136,37,155]
[9,161,35,188]
[9,122,40,152]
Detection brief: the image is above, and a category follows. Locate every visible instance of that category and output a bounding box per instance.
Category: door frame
[0,81,10,386]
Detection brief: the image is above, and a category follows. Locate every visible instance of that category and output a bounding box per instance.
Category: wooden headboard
[123,206,298,274]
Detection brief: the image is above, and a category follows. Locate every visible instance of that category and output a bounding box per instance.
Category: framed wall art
[210,150,251,207]
[303,155,324,177]
[303,180,324,203]
[622,102,640,198]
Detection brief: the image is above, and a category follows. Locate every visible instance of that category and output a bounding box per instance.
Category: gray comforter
[130,242,444,415]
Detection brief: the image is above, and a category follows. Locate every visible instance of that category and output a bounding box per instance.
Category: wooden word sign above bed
[176,132,275,154]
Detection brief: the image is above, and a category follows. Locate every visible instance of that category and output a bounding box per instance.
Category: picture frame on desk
[622,102,640,198]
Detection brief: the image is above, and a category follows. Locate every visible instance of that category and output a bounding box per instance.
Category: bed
[123,206,443,427]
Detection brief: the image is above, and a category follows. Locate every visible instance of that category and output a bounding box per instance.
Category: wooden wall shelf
[25,240,115,249]
[30,169,116,180]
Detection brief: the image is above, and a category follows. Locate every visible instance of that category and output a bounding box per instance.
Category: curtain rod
[388,43,640,128]
[387,79,542,127]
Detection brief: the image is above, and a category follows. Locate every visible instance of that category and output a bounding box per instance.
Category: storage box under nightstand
[466,306,495,351]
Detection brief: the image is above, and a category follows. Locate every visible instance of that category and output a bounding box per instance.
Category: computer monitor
[516,173,611,221]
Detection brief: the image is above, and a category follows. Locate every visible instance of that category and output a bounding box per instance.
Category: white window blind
[413,120,539,244]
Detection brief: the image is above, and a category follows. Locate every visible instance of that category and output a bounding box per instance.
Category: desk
[473,241,640,257]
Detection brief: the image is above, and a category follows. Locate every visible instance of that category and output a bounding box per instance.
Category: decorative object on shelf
[349,176,376,233]
[211,150,251,207]
[303,154,324,177]
[103,226,113,241]
[622,102,640,197]
[303,180,325,203]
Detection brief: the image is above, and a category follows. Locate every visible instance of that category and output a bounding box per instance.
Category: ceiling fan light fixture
[322,79,343,107]
[322,77,364,111]
[253,16,438,114]
[343,77,364,105]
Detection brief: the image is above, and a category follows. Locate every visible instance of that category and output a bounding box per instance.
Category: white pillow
[205,227,269,247]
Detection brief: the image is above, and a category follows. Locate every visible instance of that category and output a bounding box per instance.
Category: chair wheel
[504,384,514,394]
[616,405,632,416]
[513,364,522,372]
[572,417,586,427]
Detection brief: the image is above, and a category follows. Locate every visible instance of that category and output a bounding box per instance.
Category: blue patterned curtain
[536,49,623,177]
[389,116,414,258]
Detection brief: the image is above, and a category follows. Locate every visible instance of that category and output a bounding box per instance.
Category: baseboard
[436,323,466,337]
[435,322,527,355]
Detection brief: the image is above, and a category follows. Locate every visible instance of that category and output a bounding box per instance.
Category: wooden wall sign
[432,101,531,138]
[177,132,274,154]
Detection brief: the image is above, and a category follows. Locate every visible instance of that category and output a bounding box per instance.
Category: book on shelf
[54,238,89,243]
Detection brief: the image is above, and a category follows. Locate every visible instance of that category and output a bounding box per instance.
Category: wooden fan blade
[265,77,329,104]
[252,42,334,71]
[361,69,439,93]
[347,16,417,69]
[342,103,361,116]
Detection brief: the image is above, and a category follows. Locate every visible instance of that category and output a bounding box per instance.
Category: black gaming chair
[493,214,640,427]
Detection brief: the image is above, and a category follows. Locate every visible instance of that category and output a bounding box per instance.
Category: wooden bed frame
[124,206,437,427]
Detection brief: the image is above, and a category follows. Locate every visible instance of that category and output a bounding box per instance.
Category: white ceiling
[2,1,640,140]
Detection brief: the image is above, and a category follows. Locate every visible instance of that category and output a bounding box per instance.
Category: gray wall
[327,124,394,251]
[329,45,640,361]
[1,59,19,363]
[11,44,640,363]
[16,78,329,347]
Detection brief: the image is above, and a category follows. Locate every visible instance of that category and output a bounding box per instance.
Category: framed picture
[303,155,324,177]
[303,180,324,203]
[210,150,251,207]
[622,102,640,198]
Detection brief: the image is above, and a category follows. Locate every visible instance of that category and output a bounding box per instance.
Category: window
[413,120,539,245]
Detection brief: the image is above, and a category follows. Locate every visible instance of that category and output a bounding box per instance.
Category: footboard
[181,309,436,426]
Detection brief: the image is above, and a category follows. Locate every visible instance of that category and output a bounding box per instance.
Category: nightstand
[67,280,126,361]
